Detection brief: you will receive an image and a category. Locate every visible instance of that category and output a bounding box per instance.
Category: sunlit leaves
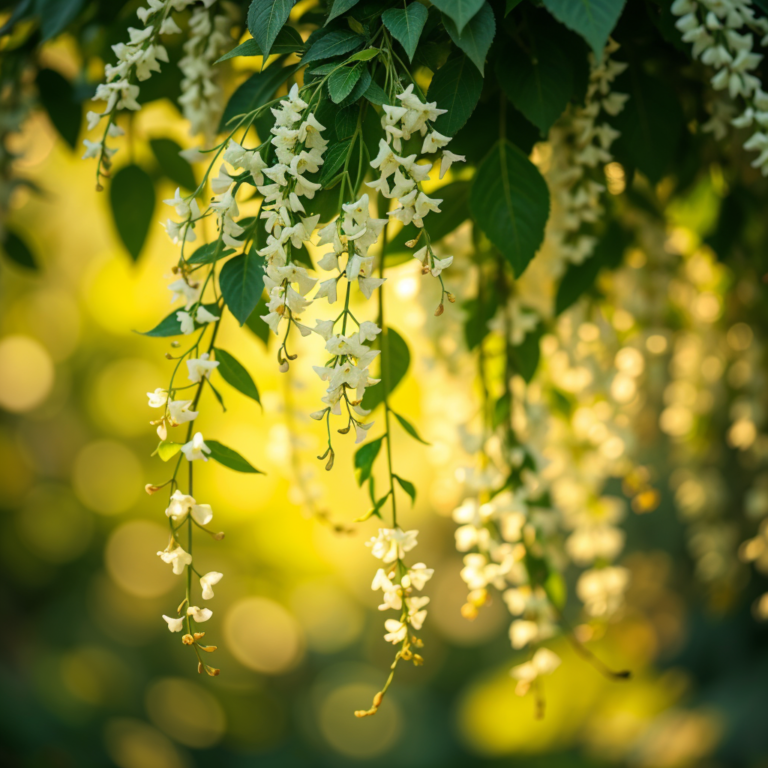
[441,1,495,75]
[542,0,627,58]
[393,412,430,445]
[110,165,155,261]
[394,474,416,504]
[206,440,263,473]
[427,54,484,136]
[470,140,550,277]
[213,348,261,404]
[382,3,429,62]
[220,250,265,326]
[247,0,296,61]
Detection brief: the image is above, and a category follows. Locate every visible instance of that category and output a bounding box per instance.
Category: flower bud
[213,531,226,541]
[446,292,456,303]
[182,634,195,645]
[434,303,444,316]
[325,449,335,471]
[279,361,289,373]
[145,484,162,495]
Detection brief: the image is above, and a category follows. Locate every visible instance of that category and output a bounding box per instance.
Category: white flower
[200,571,223,600]
[510,648,561,695]
[168,399,197,424]
[383,618,408,644]
[367,528,419,563]
[147,388,168,408]
[576,566,629,617]
[162,614,185,632]
[195,305,219,324]
[157,546,192,575]
[177,311,195,335]
[181,432,211,461]
[168,277,200,308]
[404,563,434,590]
[187,352,219,382]
[439,150,465,179]
[187,605,213,622]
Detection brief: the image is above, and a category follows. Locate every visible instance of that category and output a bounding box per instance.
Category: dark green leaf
[382,3,429,62]
[187,242,235,265]
[206,378,227,412]
[338,67,372,107]
[431,0,484,34]
[362,328,410,410]
[336,107,358,139]
[139,302,221,337]
[150,138,196,191]
[497,26,573,134]
[364,79,390,105]
[542,0,627,59]
[610,68,684,185]
[327,0,362,24]
[510,327,543,383]
[247,0,296,60]
[215,27,305,63]
[219,62,299,132]
[354,436,384,485]
[214,347,261,404]
[470,140,550,276]
[394,475,416,504]
[2,230,37,270]
[110,165,155,261]
[37,0,84,41]
[328,64,362,103]
[319,139,352,186]
[302,29,365,64]
[206,440,263,473]
[427,54,484,136]
[220,249,266,325]
[36,69,79,149]
[393,412,430,445]
[505,0,524,14]
[463,292,498,350]
[442,2,495,75]
[245,297,271,346]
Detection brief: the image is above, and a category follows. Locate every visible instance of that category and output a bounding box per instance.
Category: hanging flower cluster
[672,0,768,174]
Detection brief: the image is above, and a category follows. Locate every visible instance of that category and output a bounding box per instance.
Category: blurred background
[3,4,768,768]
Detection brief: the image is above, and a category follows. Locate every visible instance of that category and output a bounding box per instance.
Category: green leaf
[497,26,573,135]
[156,441,182,462]
[442,2,495,75]
[247,0,296,60]
[139,302,221,337]
[206,440,263,473]
[544,569,567,610]
[364,79,390,106]
[394,475,417,504]
[610,68,684,185]
[328,64,362,103]
[149,138,196,191]
[348,48,380,62]
[109,165,155,261]
[219,62,299,132]
[431,0,484,34]
[542,0,627,59]
[470,140,550,277]
[319,139,352,186]
[462,292,499,350]
[427,54,484,136]
[214,348,261,404]
[2,230,37,270]
[354,436,384,485]
[220,249,266,326]
[187,242,235,265]
[362,328,410,411]
[382,4,429,63]
[393,412,430,445]
[37,0,84,40]
[36,69,79,149]
[302,29,365,64]
[327,0,362,24]
[338,67,372,107]
[245,301,271,347]
[215,27,305,63]
[510,327,543,383]
[355,492,389,522]
[505,0,524,14]
[384,180,470,266]
[336,107,358,139]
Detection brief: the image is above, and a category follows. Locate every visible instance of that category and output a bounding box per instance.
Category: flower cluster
[178,3,233,140]
[355,527,433,717]
[672,0,768,174]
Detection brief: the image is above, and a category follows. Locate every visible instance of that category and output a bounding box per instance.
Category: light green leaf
[206,440,263,473]
[348,47,380,62]
[247,0,296,60]
[426,54,483,136]
[382,4,429,62]
[215,27,305,63]
[302,29,365,64]
[393,413,430,445]
[328,64,362,103]
[394,475,417,505]
[150,138,196,190]
[355,492,390,522]
[109,165,155,262]
[139,302,221,337]
[326,0,362,24]
[219,249,266,326]
[214,348,261,404]
[362,328,410,411]
[155,441,182,462]
[354,436,384,486]
[2,230,37,271]
[542,0,627,59]
[431,0,484,34]
[470,140,550,277]
[442,2,495,75]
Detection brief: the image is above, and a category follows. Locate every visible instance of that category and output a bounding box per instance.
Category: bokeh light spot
[0,334,54,412]
[104,718,190,768]
[73,439,142,515]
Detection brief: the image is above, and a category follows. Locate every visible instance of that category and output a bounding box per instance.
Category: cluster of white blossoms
[83,0,203,173]
[178,3,233,139]
[672,0,768,174]
[355,527,433,717]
